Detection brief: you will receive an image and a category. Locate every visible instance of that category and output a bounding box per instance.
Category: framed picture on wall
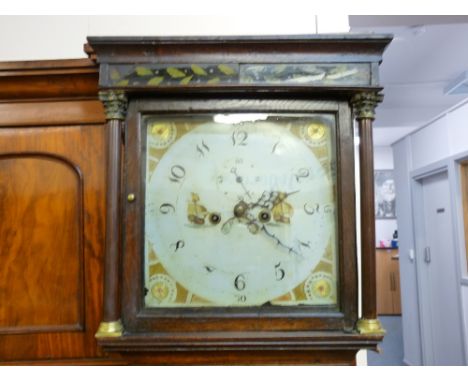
[375,170,396,219]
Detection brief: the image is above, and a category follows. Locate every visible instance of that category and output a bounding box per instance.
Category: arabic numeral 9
[159,203,175,214]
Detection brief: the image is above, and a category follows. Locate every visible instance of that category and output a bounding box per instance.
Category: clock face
[143,114,338,307]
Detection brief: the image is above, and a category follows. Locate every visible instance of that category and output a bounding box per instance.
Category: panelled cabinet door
[0,124,105,361]
[88,35,392,365]
[0,78,106,362]
[376,249,401,315]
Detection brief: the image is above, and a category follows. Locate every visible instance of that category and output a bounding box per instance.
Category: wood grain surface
[0,154,83,333]
[0,59,107,362]
[0,124,106,361]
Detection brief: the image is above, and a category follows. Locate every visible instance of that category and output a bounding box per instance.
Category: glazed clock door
[122,99,357,333]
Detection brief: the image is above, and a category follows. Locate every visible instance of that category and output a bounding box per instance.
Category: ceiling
[349,16,468,145]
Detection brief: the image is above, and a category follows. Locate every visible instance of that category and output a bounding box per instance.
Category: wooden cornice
[0,58,99,101]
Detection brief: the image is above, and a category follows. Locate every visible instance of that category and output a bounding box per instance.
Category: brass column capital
[99,90,128,120]
[350,92,384,121]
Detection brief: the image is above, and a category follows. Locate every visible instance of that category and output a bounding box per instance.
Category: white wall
[411,116,450,170]
[374,146,398,247]
[392,99,468,365]
[447,102,468,155]
[0,15,349,62]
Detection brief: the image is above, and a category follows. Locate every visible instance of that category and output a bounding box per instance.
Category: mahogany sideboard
[0,59,112,364]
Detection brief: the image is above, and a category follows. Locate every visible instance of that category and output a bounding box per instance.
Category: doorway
[413,169,465,365]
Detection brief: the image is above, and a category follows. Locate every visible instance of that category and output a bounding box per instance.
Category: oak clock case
[122,99,357,334]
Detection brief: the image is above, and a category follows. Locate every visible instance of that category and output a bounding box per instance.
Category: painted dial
[144,115,336,306]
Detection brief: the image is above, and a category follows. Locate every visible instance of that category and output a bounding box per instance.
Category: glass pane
[143,113,338,308]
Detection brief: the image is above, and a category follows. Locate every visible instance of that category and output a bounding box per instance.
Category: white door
[417,171,465,365]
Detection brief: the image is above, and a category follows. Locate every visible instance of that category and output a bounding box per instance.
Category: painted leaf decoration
[207,77,220,84]
[191,64,208,76]
[167,67,186,78]
[110,68,121,80]
[273,65,287,74]
[180,75,193,85]
[135,66,153,76]
[116,79,129,86]
[218,64,236,76]
[147,76,164,86]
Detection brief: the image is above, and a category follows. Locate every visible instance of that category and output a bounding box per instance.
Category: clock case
[127,98,350,324]
[86,35,392,364]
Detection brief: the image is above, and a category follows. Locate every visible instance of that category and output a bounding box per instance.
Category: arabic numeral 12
[232,130,248,146]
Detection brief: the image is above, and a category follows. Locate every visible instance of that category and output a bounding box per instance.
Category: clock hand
[221,189,298,235]
[221,200,260,235]
[259,224,301,256]
[230,167,252,200]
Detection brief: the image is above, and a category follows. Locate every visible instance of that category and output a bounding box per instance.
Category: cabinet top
[86,33,392,43]
[85,34,392,92]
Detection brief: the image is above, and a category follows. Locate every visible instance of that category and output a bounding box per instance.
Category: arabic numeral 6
[234,274,246,291]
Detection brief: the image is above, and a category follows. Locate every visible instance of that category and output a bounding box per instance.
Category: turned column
[95,90,128,338]
[351,92,386,335]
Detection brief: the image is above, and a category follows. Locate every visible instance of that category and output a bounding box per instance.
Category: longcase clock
[86,34,392,365]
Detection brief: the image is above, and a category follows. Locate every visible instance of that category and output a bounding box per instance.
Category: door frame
[451,152,468,366]
[410,160,466,365]
[450,152,468,284]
